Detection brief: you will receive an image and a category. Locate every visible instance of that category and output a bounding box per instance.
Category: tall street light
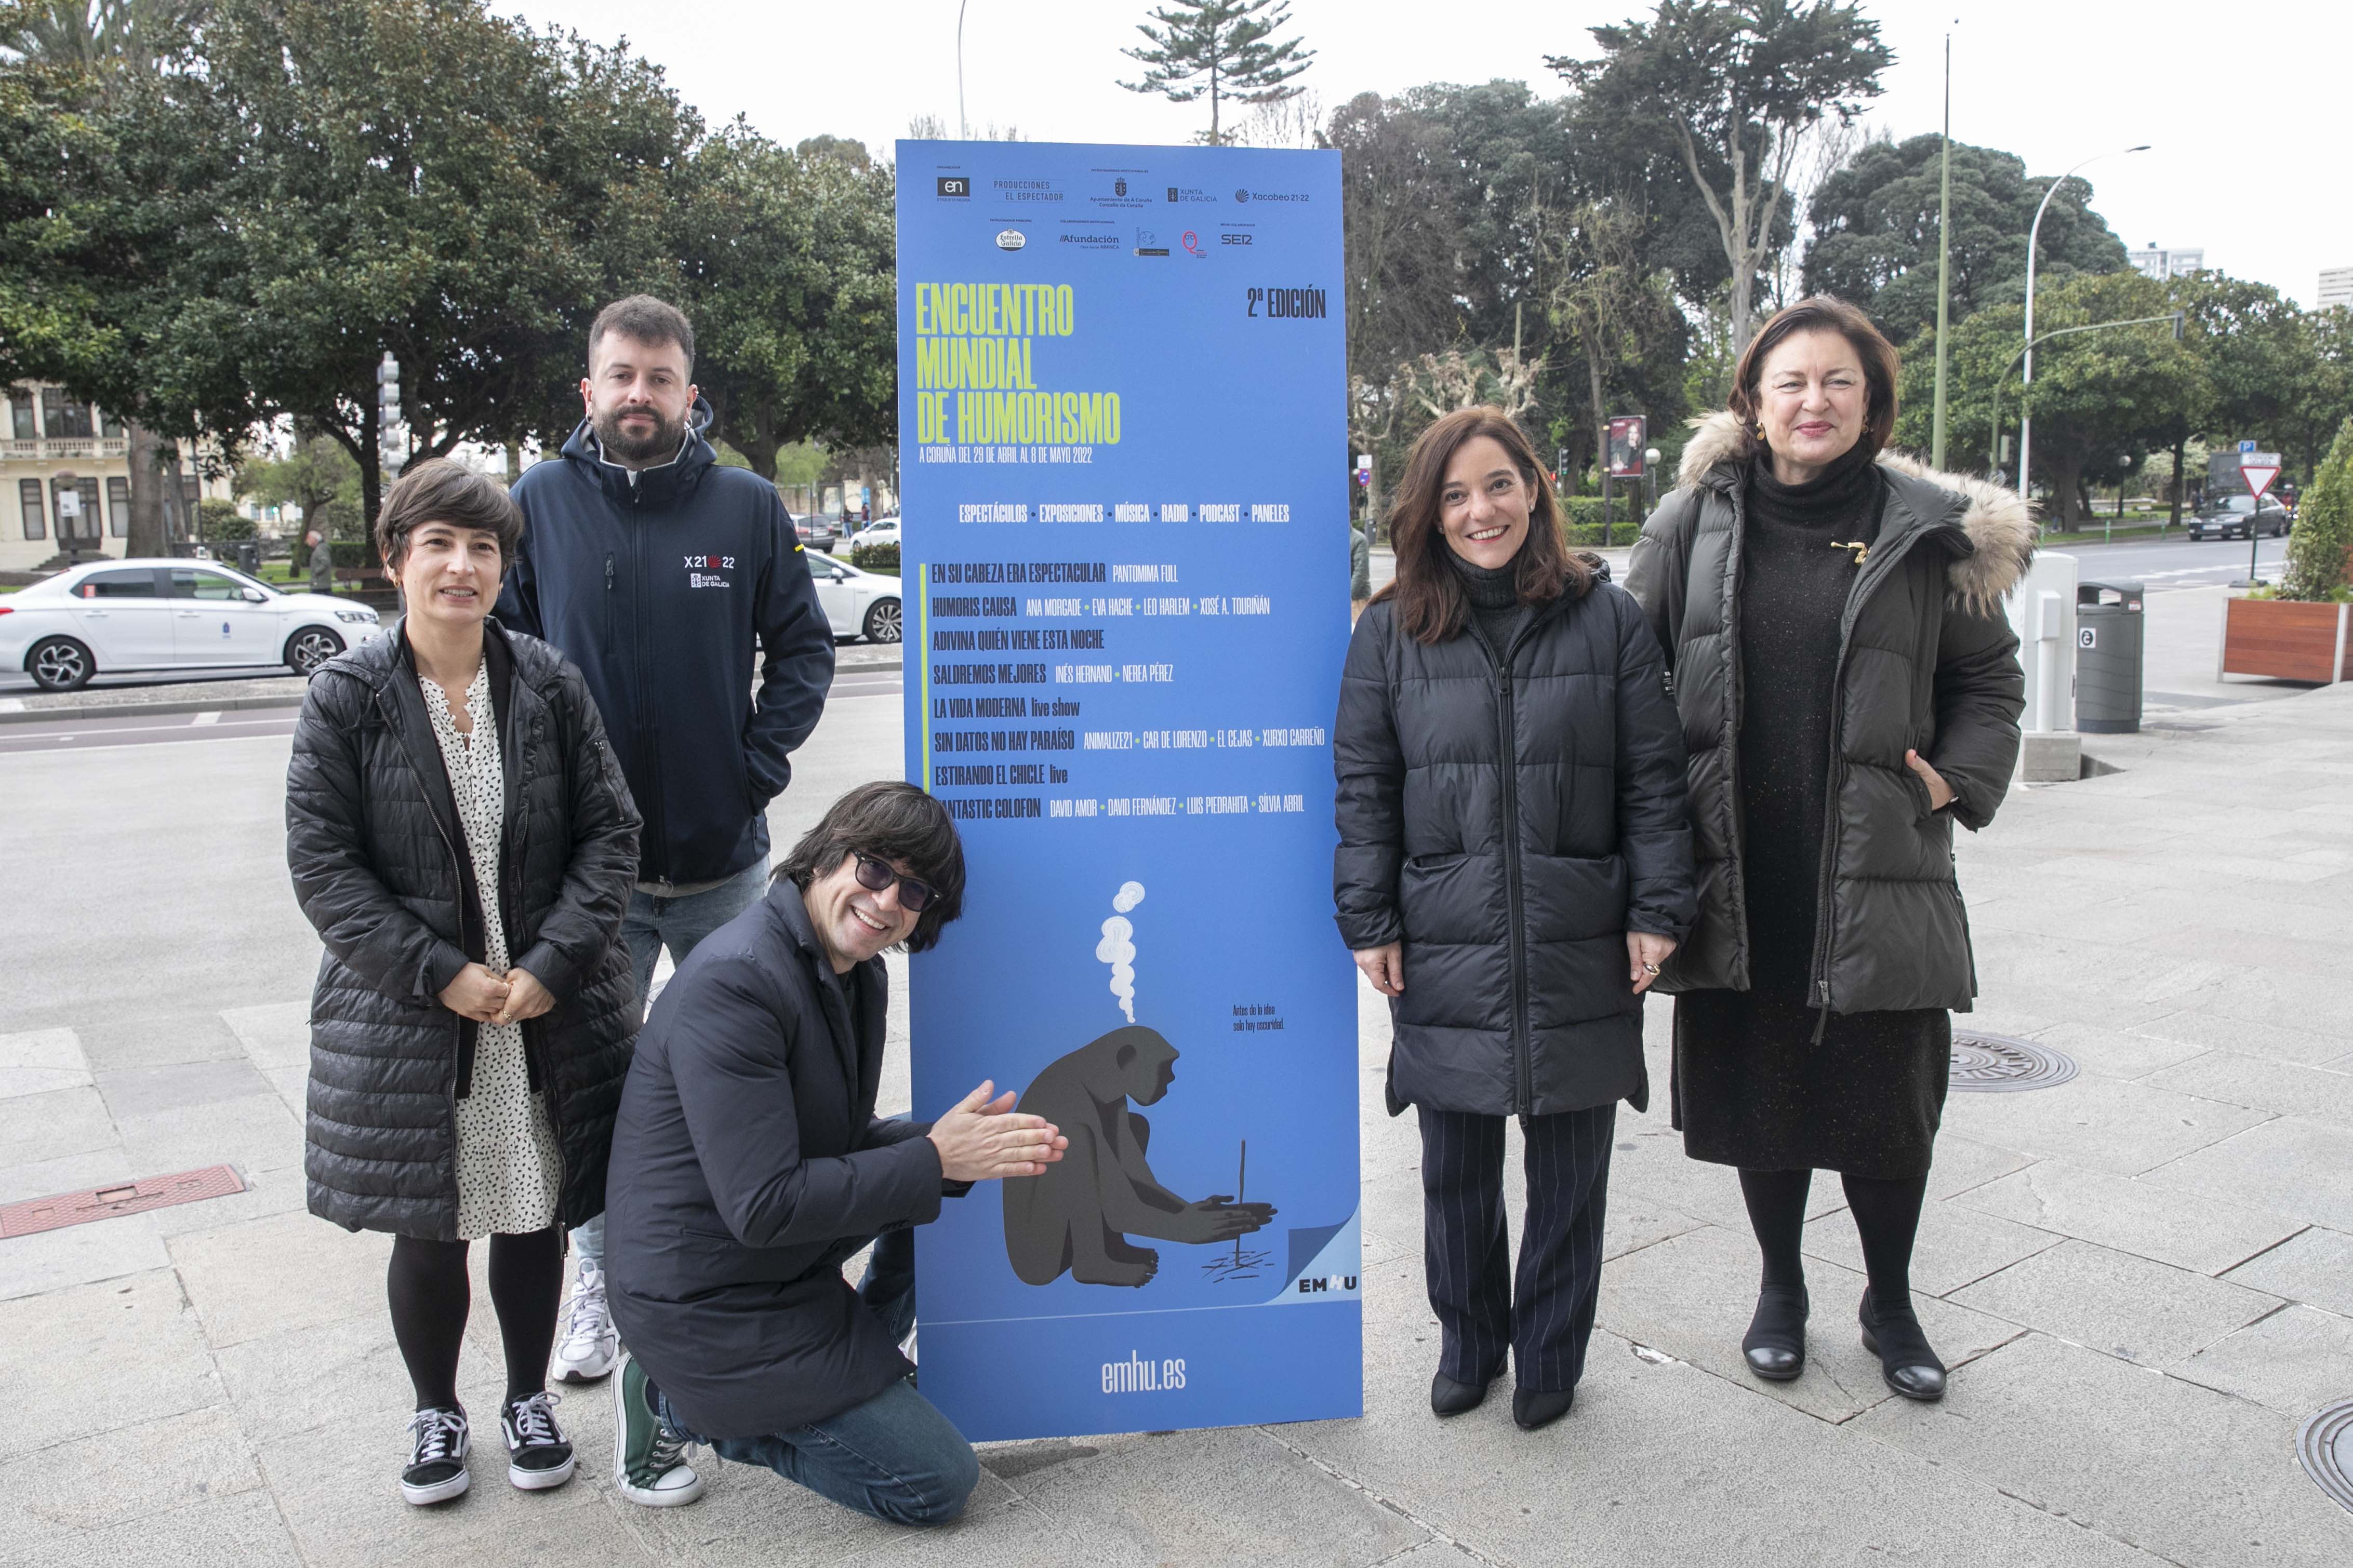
[958,1,971,138]
[2019,144,2149,507]
[1930,26,1955,471]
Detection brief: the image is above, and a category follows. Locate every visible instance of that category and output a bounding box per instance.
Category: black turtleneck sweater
[1736,441,1886,997]
[1448,546,1530,659]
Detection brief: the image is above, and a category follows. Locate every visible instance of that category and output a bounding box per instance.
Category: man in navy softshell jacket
[498,295,837,1379]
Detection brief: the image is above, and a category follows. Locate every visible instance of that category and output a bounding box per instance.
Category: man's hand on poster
[1169,1195,1278,1244]
[928,1080,1069,1183]
[1627,932,1679,995]
[1353,942,1404,996]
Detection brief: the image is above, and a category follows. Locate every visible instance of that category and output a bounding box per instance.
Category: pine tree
[1119,0,1314,146]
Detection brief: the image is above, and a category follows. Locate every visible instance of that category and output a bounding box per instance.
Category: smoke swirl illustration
[1095,881,1147,1021]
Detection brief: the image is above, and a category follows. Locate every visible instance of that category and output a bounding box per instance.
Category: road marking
[191,711,221,726]
[0,715,294,743]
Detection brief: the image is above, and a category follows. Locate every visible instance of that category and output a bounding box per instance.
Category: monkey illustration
[1002,1026,1276,1287]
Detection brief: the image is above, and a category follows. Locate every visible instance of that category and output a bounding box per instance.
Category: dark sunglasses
[852,852,937,914]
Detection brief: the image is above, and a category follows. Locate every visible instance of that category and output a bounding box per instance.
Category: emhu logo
[1101,1350,1186,1393]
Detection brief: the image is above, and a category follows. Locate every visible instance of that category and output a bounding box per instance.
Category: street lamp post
[2020,144,2149,510]
[958,0,970,138]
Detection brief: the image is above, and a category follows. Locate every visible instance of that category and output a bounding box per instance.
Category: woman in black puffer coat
[1334,407,1694,1431]
[287,461,641,1507]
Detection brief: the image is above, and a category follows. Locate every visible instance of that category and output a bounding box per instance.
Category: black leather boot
[1430,1371,1490,1417]
[1511,1387,1574,1430]
[1858,1288,1947,1401]
[1742,1283,1809,1382]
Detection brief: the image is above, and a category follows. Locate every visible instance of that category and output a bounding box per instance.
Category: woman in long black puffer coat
[286,460,641,1508]
[1334,407,1695,1431]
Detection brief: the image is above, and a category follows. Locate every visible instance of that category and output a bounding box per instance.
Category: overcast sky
[506,0,2344,307]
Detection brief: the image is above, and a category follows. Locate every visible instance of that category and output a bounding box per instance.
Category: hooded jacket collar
[557,395,720,511]
[766,877,887,1094]
[1674,409,2036,617]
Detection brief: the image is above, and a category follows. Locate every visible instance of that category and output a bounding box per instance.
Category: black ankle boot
[1742,1283,1808,1382]
[1511,1387,1574,1430]
[1430,1371,1489,1417]
[1858,1288,1946,1401]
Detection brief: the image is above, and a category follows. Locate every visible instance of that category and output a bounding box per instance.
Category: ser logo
[936,176,971,199]
[1220,232,1252,246]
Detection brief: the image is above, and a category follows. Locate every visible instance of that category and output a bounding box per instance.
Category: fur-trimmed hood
[1673,409,2034,615]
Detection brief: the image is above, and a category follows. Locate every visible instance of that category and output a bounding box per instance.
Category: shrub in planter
[848,541,900,573]
[2280,418,2353,602]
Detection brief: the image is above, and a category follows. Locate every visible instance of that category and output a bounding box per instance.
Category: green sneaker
[611,1353,704,1507]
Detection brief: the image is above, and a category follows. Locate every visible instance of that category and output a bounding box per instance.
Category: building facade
[2,385,221,576]
[2126,246,2204,283]
[2321,267,2353,311]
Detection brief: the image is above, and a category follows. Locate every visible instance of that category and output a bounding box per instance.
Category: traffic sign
[2240,451,2281,501]
[2239,439,2257,454]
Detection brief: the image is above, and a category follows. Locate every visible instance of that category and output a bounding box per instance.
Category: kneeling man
[604,782,1065,1524]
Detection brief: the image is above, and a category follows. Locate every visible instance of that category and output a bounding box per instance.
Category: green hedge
[847,541,900,573]
[2281,418,2353,602]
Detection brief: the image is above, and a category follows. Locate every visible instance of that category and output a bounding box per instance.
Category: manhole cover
[1949,1033,2079,1093]
[2299,1399,2353,1515]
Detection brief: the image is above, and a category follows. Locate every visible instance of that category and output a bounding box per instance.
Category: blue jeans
[659,1231,979,1525]
[574,860,770,1271]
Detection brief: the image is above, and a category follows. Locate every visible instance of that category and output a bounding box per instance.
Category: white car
[810,555,901,644]
[0,557,383,691]
[847,517,901,549]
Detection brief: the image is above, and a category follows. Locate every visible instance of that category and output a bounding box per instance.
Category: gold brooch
[1830,540,1869,565]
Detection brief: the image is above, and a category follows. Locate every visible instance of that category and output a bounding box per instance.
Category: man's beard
[593,402,685,466]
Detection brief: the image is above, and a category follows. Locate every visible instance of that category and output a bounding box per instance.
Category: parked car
[847,516,901,550]
[2187,494,2292,542]
[797,513,842,554]
[0,558,382,692]
[810,554,901,644]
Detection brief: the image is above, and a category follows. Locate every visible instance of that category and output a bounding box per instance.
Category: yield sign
[2240,460,2281,501]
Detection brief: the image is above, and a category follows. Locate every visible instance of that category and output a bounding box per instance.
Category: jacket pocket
[1516,852,1629,943]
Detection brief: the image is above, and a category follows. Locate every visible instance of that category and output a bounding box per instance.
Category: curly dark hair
[776,781,966,953]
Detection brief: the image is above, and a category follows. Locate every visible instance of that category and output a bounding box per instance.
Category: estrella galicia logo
[1114,178,1128,197]
[937,176,971,199]
[995,228,1027,250]
[1234,189,1248,203]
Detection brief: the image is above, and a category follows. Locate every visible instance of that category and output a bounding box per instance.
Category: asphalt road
[0,662,902,756]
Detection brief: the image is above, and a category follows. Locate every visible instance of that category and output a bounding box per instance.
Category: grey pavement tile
[2132,1008,2353,1068]
[1924,1134,2038,1201]
[1009,1424,1430,1567]
[1854,1332,2353,1567]
[2142,1117,2353,1233]
[0,1085,118,1168]
[1955,1158,2306,1276]
[2146,1052,2353,1129]
[2225,1227,2353,1317]
[1938,1073,2271,1177]
[0,1211,171,1301]
[1948,1239,2282,1368]
[0,1487,302,1568]
[113,1090,302,1177]
[215,1312,500,1444]
[0,1404,261,1536]
[0,1268,224,1462]
[0,1028,87,1101]
[2177,968,2353,1039]
[2019,1020,2209,1081]
[1601,1188,1708,1263]
[2173,1304,2353,1421]
[1299,1322,2165,1567]
[1599,1222,2023,1424]
[169,1210,391,1349]
[0,1147,135,1204]
[71,1012,248,1073]
[1803,1201,2063,1298]
[96,1058,275,1121]
[219,1001,311,1070]
[144,1160,308,1240]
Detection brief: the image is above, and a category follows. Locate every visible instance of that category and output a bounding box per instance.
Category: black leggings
[387,1227,566,1412]
[1738,1167,1930,1312]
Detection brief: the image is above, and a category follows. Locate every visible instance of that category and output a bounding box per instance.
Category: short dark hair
[589,294,695,375]
[1374,406,1594,645]
[777,782,966,953]
[375,459,523,571]
[1730,296,1902,461]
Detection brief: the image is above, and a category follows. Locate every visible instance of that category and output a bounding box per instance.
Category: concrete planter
[2220,596,2351,683]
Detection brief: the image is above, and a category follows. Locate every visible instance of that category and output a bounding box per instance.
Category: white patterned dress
[420,663,564,1239]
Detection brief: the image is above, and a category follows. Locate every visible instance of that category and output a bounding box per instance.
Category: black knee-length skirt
[1670,990,1950,1180]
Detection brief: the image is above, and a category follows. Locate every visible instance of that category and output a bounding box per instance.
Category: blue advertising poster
[895,140,1357,1443]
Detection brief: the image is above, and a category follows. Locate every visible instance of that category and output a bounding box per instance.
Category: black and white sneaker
[401,1405,470,1506]
[501,1390,576,1491]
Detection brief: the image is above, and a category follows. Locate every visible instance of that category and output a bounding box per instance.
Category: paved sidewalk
[4,686,2351,1565]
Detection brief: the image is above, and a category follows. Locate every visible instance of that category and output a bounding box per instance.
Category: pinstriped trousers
[1417,1102,1616,1393]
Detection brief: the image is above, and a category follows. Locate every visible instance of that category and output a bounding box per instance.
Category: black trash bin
[2076,580,2145,733]
[233,540,261,574]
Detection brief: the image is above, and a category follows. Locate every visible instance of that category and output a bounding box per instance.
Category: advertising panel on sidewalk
[895,140,1359,1442]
